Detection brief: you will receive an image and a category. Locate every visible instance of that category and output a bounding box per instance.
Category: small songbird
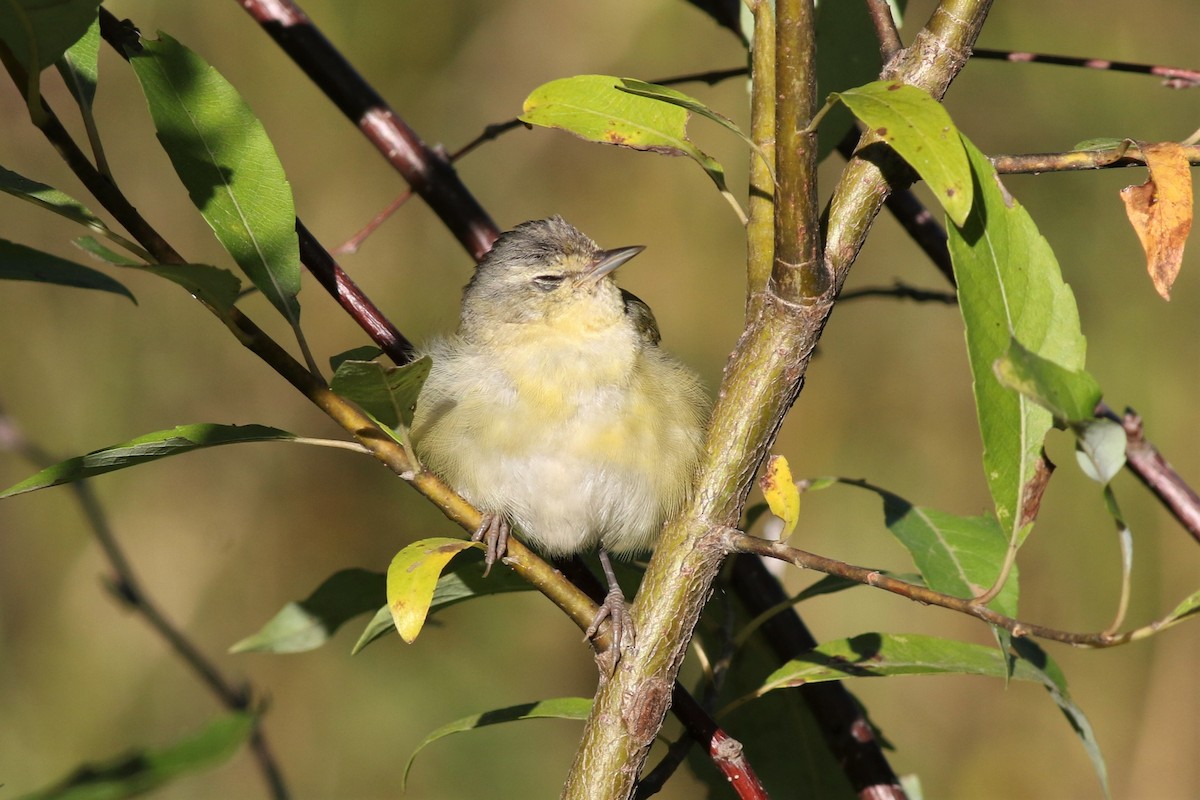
[411,217,708,648]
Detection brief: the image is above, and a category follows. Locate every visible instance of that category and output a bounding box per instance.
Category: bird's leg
[585,549,635,655]
[471,513,510,577]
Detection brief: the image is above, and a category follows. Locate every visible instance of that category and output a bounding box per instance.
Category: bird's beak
[583,245,645,285]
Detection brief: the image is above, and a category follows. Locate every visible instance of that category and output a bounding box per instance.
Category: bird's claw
[472,513,510,577]
[585,584,635,658]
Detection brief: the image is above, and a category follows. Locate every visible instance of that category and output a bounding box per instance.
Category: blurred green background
[2,1,1198,797]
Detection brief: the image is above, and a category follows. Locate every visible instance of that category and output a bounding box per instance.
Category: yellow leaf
[759,455,800,540]
[387,538,479,643]
[1120,141,1194,300]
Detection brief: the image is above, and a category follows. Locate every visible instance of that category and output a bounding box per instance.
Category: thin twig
[0,406,290,800]
[864,0,903,62]
[725,531,1180,648]
[972,47,1200,89]
[992,144,1200,174]
[838,281,957,304]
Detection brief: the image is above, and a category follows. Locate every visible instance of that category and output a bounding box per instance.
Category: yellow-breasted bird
[411,217,708,648]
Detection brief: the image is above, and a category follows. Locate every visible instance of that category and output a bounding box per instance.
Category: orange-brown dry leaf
[1120,141,1194,300]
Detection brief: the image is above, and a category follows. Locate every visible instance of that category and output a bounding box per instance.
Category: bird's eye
[532,274,565,291]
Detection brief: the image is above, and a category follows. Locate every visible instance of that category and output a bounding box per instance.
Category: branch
[837,282,957,304]
[1101,404,1200,544]
[725,531,1177,647]
[865,0,903,62]
[0,406,290,800]
[972,47,1200,89]
[234,0,499,260]
[992,143,1200,174]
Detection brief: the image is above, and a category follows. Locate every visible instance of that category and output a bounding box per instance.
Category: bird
[410,216,708,651]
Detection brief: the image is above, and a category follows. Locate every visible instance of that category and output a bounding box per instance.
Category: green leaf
[760,633,1054,690]
[352,553,534,654]
[1075,419,1127,485]
[16,712,254,800]
[616,78,763,160]
[331,356,432,430]
[230,568,385,654]
[883,500,1018,615]
[838,481,1017,614]
[0,167,145,259]
[1010,639,1109,797]
[0,239,134,302]
[1158,589,1200,631]
[67,235,242,311]
[127,33,301,327]
[386,538,481,643]
[403,699,592,789]
[948,135,1087,553]
[520,75,744,221]
[0,0,100,75]
[55,16,100,112]
[329,345,384,373]
[836,81,972,224]
[73,236,139,266]
[994,338,1102,423]
[1,424,297,498]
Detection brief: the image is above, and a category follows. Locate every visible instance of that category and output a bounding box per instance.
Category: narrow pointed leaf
[0,0,100,75]
[760,633,1042,690]
[353,554,533,653]
[1011,639,1109,797]
[386,538,481,643]
[230,568,385,654]
[17,712,254,800]
[1,424,296,498]
[331,356,432,430]
[994,338,1102,424]
[55,17,100,111]
[616,78,755,150]
[1158,589,1200,631]
[948,136,1087,552]
[521,75,740,217]
[127,33,301,326]
[836,81,972,224]
[0,168,143,258]
[403,699,592,789]
[329,346,384,373]
[0,239,133,301]
[73,236,138,266]
[837,480,1018,614]
[760,454,800,539]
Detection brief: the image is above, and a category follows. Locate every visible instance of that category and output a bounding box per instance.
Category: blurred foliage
[1,1,1199,798]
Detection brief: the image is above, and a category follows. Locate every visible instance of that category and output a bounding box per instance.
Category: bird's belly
[460,387,670,557]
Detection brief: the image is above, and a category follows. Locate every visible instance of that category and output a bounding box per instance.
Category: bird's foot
[585,550,635,671]
[585,584,635,654]
[471,513,510,577]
